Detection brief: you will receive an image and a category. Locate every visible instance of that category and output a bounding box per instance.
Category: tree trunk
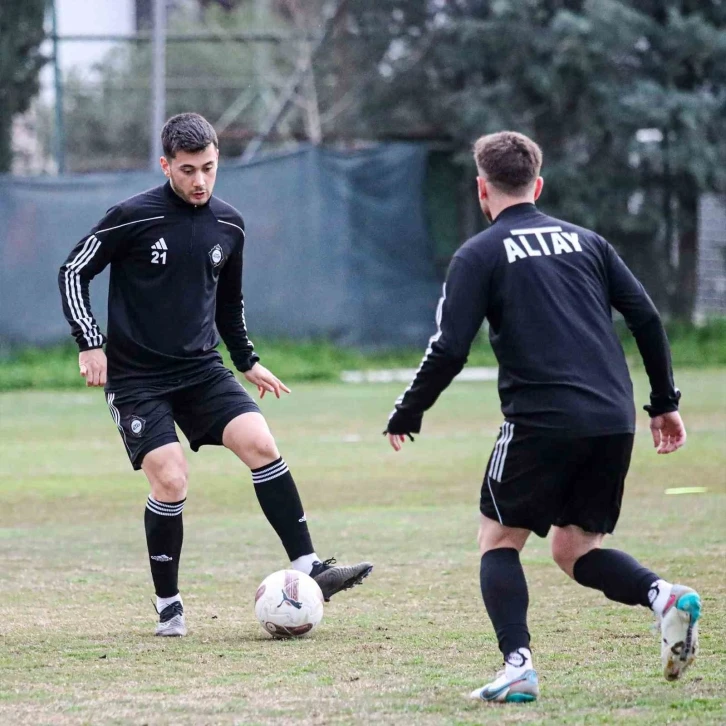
[670,180,699,322]
[0,107,13,173]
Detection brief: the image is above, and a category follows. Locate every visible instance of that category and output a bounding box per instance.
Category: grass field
[2,318,726,391]
[1,370,724,725]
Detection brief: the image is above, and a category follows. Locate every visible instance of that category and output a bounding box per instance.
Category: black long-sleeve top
[58,181,259,388]
[392,203,680,436]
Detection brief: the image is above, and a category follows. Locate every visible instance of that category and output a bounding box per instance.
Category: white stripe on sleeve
[94,215,164,234]
[64,235,96,344]
[218,219,245,237]
[72,238,104,347]
[395,283,447,407]
[65,235,102,346]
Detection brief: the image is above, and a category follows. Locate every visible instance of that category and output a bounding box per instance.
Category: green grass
[1,318,725,390]
[0,370,724,724]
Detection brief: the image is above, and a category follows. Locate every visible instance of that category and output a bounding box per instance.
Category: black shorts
[105,365,260,470]
[480,422,634,537]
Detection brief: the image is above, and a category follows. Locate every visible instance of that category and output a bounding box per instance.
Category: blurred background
[1,0,725,374]
[2,8,726,723]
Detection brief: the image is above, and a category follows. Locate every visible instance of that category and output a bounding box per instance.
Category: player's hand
[386,433,412,452]
[79,348,107,387]
[384,408,421,451]
[244,363,291,399]
[650,411,687,454]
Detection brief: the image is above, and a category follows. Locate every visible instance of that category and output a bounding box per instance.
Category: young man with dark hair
[384,130,700,703]
[59,112,372,637]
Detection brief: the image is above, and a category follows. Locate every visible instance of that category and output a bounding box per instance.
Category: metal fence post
[51,0,65,174]
[150,0,166,170]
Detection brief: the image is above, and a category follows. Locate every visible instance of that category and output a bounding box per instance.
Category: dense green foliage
[0,0,46,171]
[343,1,726,319]
[47,0,726,319]
[1,319,723,391]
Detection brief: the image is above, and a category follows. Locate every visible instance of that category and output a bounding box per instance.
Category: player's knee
[551,538,576,574]
[478,524,499,555]
[551,528,600,577]
[477,516,528,555]
[246,434,279,467]
[152,462,189,501]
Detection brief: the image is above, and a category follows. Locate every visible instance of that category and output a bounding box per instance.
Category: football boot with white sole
[469,669,539,703]
[659,584,701,681]
[155,600,187,637]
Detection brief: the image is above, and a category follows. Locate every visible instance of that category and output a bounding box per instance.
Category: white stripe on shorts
[494,422,515,482]
[488,422,513,482]
[486,476,503,524]
[106,392,131,456]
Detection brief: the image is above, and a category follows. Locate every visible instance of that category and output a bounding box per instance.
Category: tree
[42,0,726,318]
[340,0,726,319]
[0,0,47,172]
[627,2,726,318]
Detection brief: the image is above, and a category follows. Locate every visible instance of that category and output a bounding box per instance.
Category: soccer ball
[254,569,324,638]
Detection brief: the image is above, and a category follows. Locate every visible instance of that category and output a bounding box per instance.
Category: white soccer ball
[254,569,324,638]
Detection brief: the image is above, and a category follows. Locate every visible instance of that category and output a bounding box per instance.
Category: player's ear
[160,156,171,178]
[533,176,544,200]
[477,176,488,201]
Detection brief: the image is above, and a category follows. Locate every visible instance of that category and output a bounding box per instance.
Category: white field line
[340,367,498,383]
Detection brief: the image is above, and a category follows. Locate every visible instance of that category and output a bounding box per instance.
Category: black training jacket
[394,203,680,436]
[59,181,259,387]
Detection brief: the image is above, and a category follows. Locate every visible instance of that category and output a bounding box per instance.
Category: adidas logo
[151,238,168,264]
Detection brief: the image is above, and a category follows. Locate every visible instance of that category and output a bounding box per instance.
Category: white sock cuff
[251,458,289,484]
[146,496,185,517]
[290,553,320,575]
[648,579,673,616]
[504,648,533,677]
[157,593,182,612]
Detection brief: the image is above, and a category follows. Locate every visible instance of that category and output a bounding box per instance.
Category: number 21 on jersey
[151,238,168,264]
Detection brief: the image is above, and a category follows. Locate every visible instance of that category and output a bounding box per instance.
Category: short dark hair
[161,113,218,158]
[473,131,542,195]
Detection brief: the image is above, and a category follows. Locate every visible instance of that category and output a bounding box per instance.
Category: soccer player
[59,112,372,637]
[383,131,700,702]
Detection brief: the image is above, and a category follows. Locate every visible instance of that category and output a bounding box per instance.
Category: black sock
[252,457,314,561]
[144,496,185,598]
[573,548,659,608]
[480,548,530,656]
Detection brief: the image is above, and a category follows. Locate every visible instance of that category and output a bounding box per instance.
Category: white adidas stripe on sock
[146,496,185,517]
[251,459,289,484]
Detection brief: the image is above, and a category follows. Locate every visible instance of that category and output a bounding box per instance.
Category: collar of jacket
[492,202,538,223]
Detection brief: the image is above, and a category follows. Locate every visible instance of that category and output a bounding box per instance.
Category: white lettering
[518,235,542,257]
[504,237,527,263]
[562,232,582,251]
[551,233,573,254]
[510,226,562,235]
[504,227,582,261]
[533,231,551,255]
